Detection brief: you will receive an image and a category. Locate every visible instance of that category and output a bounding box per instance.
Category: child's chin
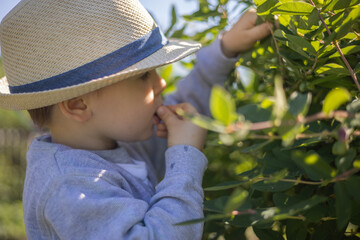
[139,130,155,141]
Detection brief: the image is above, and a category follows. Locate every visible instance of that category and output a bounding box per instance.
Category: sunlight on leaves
[210,85,238,126]
[322,87,351,115]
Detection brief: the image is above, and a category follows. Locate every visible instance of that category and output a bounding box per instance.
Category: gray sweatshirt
[23,37,238,240]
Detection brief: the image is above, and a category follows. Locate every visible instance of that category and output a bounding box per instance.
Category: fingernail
[157,106,165,115]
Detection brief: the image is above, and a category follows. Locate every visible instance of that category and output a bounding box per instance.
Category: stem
[249,131,334,140]
[305,54,318,75]
[304,110,351,123]
[260,15,287,77]
[308,0,360,91]
[254,168,360,186]
[286,215,307,221]
[321,217,337,221]
[256,177,324,185]
[335,168,359,181]
[228,110,353,132]
[231,209,257,216]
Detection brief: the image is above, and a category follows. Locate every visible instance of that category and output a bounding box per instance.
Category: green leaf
[345,176,360,203]
[281,195,328,216]
[236,66,256,92]
[335,148,356,171]
[322,87,351,115]
[183,9,221,21]
[224,188,249,213]
[291,151,335,181]
[271,2,314,15]
[343,5,360,25]
[170,24,186,38]
[346,100,360,113]
[285,33,316,56]
[185,113,226,133]
[273,75,288,126]
[283,137,323,150]
[251,180,295,192]
[204,196,228,213]
[335,182,352,230]
[273,192,302,209]
[158,64,173,82]
[308,8,321,26]
[231,150,258,174]
[289,92,312,117]
[281,123,304,147]
[241,140,272,153]
[210,85,237,125]
[325,6,360,42]
[253,228,284,240]
[230,214,254,227]
[256,0,279,16]
[237,104,271,123]
[286,220,307,240]
[316,63,349,75]
[254,0,270,6]
[274,30,314,59]
[165,5,177,36]
[323,0,360,11]
[329,45,360,58]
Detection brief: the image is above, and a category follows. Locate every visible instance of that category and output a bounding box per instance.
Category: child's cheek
[144,90,154,104]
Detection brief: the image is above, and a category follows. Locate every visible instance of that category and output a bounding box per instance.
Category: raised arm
[165,10,272,116]
[164,36,238,116]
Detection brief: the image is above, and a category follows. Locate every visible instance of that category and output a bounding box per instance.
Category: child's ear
[58,97,92,122]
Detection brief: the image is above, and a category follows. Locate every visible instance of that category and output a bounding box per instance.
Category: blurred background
[0,0,199,239]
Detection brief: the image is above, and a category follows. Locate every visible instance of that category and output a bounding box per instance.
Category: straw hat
[0,0,201,110]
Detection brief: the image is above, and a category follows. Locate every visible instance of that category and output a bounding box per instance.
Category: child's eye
[140,72,150,81]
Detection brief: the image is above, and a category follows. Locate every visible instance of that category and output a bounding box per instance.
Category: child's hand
[156,103,207,150]
[221,9,273,58]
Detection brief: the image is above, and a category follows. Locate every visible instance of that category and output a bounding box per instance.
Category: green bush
[0,59,29,239]
[165,0,360,239]
[0,202,26,240]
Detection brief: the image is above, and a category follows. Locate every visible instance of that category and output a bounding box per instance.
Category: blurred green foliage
[0,58,29,239]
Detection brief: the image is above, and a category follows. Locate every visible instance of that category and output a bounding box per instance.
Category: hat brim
[0,39,201,110]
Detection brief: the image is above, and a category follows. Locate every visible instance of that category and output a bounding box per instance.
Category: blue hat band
[9,27,168,94]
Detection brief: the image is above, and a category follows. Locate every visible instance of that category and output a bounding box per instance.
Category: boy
[0,0,271,239]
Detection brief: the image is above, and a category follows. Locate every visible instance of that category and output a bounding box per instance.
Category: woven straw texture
[0,0,201,110]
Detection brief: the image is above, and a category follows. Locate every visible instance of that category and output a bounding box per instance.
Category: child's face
[89,69,166,144]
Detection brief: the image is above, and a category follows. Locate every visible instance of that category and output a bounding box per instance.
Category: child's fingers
[156,122,168,137]
[156,106,179,125]
[246,22,273,41]
[166,103,198,115]
[156,123,167,131]
[156,131,168,138]
[240,10,258,29]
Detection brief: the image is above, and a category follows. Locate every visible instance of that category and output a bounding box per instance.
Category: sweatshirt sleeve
[43,145,207,240]
[164,35,239,116]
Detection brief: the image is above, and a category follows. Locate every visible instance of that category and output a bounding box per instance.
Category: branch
[231,209,257,216]
[253,168,360,186]
[259,15,287,77]
[308,0,360,91]
[227,110,353,132]
[249,130,334,140]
